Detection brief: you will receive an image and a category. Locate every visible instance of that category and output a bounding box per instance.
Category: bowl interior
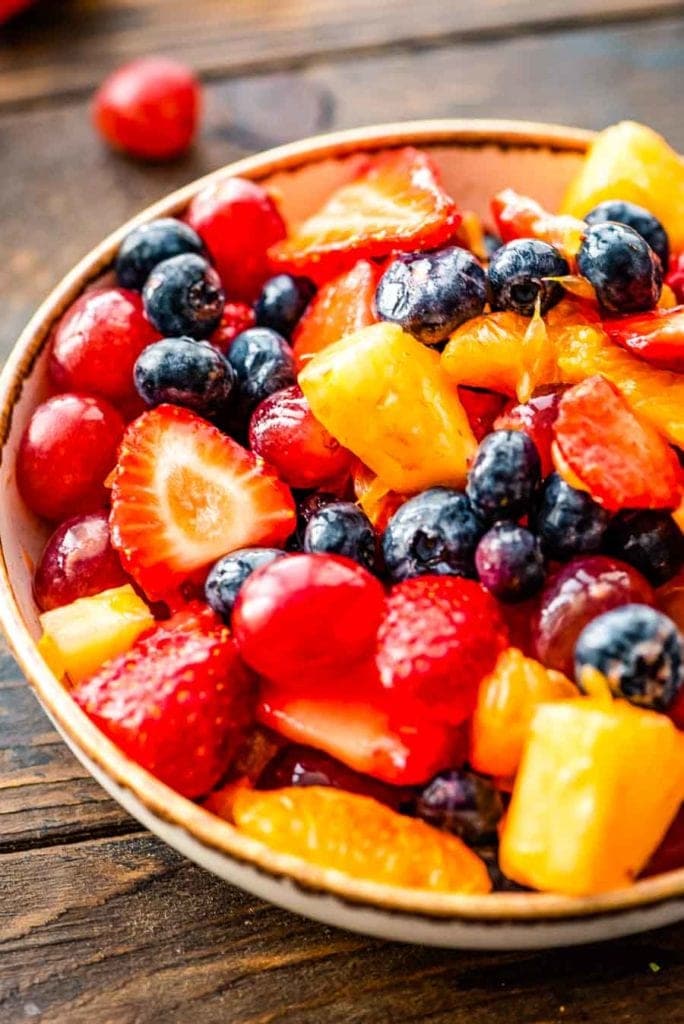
[3,121,681,931]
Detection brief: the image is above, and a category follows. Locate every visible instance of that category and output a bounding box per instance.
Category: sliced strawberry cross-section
[292,258,381,371]
[257,659,467,786]
[603,306,684,373]
[552,375,682,511]
[269,147,461,283]
[110,404,296,599]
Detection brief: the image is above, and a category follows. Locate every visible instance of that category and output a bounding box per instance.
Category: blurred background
[1,0,683,359]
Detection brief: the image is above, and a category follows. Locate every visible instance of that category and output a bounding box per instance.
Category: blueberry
[226,327,297,426]
[487,239,568,317]
[286,492,339,551]
[535,472,610,559]
[605,509,683,586]
[254,274,316,338]
[303,501,376,571]
[414,770,503,846]
[374,246,487,345]
[466,430,541,525]
[585,200,669,272]
[484,232,503,260]
[143,253,225,338]
[116,218,206,290]
[575,603,684,710]
[381,488,483,582]
[134,337,234,418]
[576,222,662,314]
[204,547,287,622]
[475,523,545,602]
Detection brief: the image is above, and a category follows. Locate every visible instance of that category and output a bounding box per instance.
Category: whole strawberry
[73,618,254,798]
[376,576,509,725]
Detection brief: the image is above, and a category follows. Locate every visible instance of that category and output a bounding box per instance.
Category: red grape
[17,394,125,521]
[93,57,201,160]
[494,390,562,477]
[33,510,128,611]
[186,176,286,302]
[249,385,353,490]
[532,554,655,676]
[232,553,385,686]
[50,288,159,408]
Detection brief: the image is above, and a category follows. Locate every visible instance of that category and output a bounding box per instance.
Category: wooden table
[1,3,683,1021]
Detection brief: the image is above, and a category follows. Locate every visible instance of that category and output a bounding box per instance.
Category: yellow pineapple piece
[500,698,684,895]
[561,121,684,252]
[556,326,684,448]
[38,584,153,685]
[299,322,476,492]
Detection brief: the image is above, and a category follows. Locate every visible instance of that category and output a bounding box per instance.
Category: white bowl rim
[1,117,682,925]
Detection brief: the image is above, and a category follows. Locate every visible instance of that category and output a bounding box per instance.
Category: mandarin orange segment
[441,310,565,400]
[232,786,492,893]
[469,648,577,780]
[351,460,408,531]
[552,375,682,510]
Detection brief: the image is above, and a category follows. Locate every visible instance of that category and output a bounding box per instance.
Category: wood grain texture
[1,832,683,1024]
[1,16,683,361]
[1,0,682,107]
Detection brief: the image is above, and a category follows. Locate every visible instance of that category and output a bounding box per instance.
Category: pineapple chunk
[500,698,684,896]
[299,322,476,492]
[38,584,153,684]
[561,121,684,252]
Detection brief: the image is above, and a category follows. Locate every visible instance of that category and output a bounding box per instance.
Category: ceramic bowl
[1,119,682,950]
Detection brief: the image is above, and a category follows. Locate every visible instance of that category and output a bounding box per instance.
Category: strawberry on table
[292,259,380,370]
[603,306,684,373]
[269,147,461,283]
[109,405,296,600]
[552,375,682,511]
[73,618,254,798]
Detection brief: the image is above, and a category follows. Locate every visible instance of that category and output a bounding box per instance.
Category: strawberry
[269,148,461,283]
[110,405,296,599]
[257,659,467,785]
[292,259,381,370]
[457,386,508,442]
[376,576,509,726]
[603,306,684,373]
[73,619,255,798]
[552,375,682,511]
[209,301,256,354]
[491,189,584,261]
[665,251,684,304]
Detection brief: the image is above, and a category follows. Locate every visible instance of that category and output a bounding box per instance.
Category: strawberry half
[603,306,684,373]
[110,405,296,599]
[491,188,585,261]
[257,660,467,786]
[376,576,510,726]
[552,375,683,511]
[269,147,461,283]
[73,619,255,798]
[292,259,381,370]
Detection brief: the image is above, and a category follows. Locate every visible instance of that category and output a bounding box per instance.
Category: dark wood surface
[1,3,683,1021]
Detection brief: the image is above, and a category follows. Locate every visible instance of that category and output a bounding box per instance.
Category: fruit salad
[19,120,684,899]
